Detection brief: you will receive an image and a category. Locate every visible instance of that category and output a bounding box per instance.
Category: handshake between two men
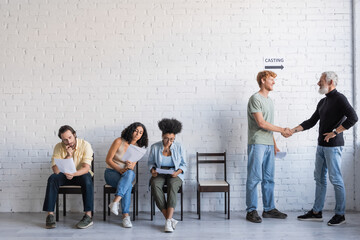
[280,127,293,138]
[281,124,342,143]
[280,125,305,139]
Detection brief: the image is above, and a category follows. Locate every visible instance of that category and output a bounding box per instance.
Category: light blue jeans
[246,144,275,212]
[313,146,345,215]
[104,168,134,214]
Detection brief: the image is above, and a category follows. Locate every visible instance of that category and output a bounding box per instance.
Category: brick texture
[0,0,357,213]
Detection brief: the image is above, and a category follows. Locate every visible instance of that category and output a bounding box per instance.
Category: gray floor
[1,211,359,240]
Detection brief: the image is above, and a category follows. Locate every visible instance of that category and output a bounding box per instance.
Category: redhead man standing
[246,70,291,223]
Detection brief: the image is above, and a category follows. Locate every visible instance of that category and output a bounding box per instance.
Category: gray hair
[322,71,338,86]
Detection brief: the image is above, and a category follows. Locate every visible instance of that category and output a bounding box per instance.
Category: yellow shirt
[51,138,94,176]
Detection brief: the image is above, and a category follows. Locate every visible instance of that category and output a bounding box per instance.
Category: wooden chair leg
[228,190,230,219]
[56,195,59,222]
[181,188,183,221]
[197,189,199,214]
[198,192,201,220]
[136,188,138,216]
[150,190,153,221]
[225,192,227,214]
[103,188,106,221]
[63,194,66,216]
[133,190,135,221]
[107,193,110,216]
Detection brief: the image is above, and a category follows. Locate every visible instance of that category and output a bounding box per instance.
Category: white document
[122,144,147,163]
[156,168,175,175]
[55,158,77,174]
[275,152,287,159]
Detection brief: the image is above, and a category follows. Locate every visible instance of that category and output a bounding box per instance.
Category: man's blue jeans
[42,172,94,212]
[246,144,275,212]
[313,146,345,215]
[104,168,134,214]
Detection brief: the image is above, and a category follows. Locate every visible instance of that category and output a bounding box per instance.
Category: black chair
[196,152,230,219]
[150,179,183,221]
[55,154,94,221]
[103,164,138,221]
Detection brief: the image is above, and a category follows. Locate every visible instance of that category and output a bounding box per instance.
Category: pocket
[334,147,343,156]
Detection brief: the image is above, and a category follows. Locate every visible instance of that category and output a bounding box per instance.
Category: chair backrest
[196,152,227,182]
[134,162,138,186]
[91,153,94,182]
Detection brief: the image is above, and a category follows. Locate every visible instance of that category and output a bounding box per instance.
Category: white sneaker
[164,219,173,232]
[171,218,178,229]
[109,202,119,216]
[122,216,132,228]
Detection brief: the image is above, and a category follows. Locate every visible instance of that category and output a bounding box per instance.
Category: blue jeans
[313,146,345,215]
[104,168,134,214]
[42,172,93,212]
[246,144,275,212]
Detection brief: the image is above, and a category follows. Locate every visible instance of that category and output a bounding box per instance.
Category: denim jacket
[148,141,187,181]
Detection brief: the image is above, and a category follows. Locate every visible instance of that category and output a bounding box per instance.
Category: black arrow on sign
[265,65,284,70]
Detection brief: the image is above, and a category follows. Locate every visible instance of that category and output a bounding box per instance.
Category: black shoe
[246,210,262,223]
[45,214,56,229]
[327,214,346,226]
[262,208,287,219]
[297,210,323,222]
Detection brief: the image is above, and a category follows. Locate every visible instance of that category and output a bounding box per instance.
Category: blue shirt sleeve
[148,145,156,172]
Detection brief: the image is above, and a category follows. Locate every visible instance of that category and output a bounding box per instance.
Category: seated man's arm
[64,163,90,180]
[52,165,60,174]
[65,142,93,179]
[51,143,62,174]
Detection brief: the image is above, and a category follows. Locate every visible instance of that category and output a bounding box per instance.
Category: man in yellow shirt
[42,125,94,229]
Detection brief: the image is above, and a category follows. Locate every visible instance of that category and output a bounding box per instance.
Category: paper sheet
[122,144,147,162]
[54,158,77,174]
[156,168,175,175]
[275,152,287,159]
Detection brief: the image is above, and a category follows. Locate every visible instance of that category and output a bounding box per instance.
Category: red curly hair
[256,70,277,87]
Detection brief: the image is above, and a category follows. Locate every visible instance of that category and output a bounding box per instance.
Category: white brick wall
[0,0,358,213]
[354,0,360,211]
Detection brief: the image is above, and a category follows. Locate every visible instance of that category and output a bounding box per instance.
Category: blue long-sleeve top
[148,141,187,181]
[300,89,358,147]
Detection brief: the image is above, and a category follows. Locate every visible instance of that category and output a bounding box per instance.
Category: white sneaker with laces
[164,219,173,232]
[122,216,132,228]
[109,202,119,216]
[171,218,178,229]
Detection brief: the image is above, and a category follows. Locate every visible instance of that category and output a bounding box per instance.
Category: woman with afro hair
[105,122,148,228]
[148,118,187,233]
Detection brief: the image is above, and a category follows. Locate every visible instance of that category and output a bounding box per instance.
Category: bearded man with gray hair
[291,71,358,226]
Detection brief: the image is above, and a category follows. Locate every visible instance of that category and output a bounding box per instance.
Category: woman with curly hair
[104,122,148,228]
[148,118,187,233]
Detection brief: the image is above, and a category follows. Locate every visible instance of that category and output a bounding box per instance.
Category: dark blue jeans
[42,172,94,212]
